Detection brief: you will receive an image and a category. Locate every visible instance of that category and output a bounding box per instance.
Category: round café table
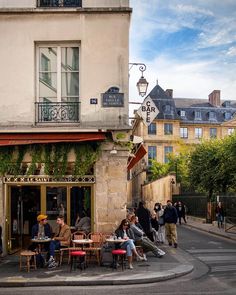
[30,238,51,253]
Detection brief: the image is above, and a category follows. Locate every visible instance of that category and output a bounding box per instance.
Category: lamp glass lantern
[137,76,149,97]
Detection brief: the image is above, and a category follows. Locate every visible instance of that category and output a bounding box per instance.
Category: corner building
[0,0,132,254]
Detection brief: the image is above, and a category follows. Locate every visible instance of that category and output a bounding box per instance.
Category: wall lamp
[129,63,149,97]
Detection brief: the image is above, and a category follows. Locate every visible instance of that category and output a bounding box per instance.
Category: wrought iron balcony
[35,101,80,123]
[38,0,82,7]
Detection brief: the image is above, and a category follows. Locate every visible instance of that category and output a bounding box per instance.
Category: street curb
[184,223,236,242]
[0,265,193,287]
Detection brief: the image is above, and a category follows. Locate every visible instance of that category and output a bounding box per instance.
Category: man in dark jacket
[136,201,153,241]
[163,200,178,248]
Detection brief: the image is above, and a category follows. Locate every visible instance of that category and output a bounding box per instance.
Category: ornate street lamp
[129,63,149,97]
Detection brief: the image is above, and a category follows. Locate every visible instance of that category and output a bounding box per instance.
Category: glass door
[46,186,67,232]
[9,186,40,252]
[70,186,91,230]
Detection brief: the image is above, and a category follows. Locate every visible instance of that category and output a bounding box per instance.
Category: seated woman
[75,213,91,234]
[115,219,145,269]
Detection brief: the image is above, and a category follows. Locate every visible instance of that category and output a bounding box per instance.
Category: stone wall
[142,175,178,211]
[94,143,129,233]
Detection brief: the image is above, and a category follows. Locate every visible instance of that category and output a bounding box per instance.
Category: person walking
[156,203,165,244]
[136,201,153,241]
[176,201,187,224]
[215,201,225,228]
[163,200,178,248]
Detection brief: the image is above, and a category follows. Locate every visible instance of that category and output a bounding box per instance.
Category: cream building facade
[130,84,236,205]
[0,0,132,254]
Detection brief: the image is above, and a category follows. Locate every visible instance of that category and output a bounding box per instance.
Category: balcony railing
[35,101,80,123]
[38,0,82,7]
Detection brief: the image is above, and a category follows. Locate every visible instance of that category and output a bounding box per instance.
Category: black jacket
[164,205,178,224]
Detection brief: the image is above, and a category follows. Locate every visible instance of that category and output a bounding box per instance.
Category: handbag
[158,217,165,226]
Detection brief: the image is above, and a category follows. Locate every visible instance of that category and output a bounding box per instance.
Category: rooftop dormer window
[224,112,232,121]
[164,104,174,115]
[194,110,202,120]
[222,101,231,108]
[209,111,216,121]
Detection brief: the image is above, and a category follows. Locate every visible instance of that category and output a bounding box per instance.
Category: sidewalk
[0,244,193,287]
[184,216,236,242]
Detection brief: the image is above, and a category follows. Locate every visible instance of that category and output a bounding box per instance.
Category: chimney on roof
[165,89,173,98]
[208,90,221,107]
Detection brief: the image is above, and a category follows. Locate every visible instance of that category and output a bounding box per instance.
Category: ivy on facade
[0,142,100,177]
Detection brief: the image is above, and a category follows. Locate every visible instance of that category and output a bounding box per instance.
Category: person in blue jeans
[115,219,145,269]
[47,215,71,269]
[215,202,225,228]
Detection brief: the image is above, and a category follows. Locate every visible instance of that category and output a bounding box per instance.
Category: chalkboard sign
[102,93,124,107]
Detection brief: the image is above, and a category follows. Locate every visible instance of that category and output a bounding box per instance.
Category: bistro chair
[85,232,103,266]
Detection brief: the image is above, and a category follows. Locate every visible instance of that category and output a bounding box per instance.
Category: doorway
[9,186,40,252]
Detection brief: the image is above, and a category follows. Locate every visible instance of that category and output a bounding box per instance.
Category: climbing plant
[0,142,100,177]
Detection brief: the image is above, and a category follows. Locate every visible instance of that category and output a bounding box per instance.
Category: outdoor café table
[30,238,51,253]
[105,238,127,269]
[72,239,93,250]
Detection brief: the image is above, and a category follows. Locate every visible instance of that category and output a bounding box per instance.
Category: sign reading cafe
[137,96,159,126]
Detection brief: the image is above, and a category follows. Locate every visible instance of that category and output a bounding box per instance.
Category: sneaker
[48,261,58,269]
[143,253,147,261]
[174,243,178,248]
[128,264,134,269]
[168,242,172,246]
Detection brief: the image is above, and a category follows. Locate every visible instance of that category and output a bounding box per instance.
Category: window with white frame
[228,128,235,135]
[148,123,157,135]
[195,127,202,138]
[164,146,173,163]
[37,45,79,103]
[180,127,188,138]
[194,111,202,120]
[180,110,186,117]
[148,146,157,166]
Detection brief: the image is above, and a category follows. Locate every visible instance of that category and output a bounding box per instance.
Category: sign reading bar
[102,93,124,107]
[137,96,159,126]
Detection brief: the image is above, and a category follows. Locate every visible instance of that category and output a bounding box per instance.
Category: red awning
[127,144,147,171]
[0,132,106,146]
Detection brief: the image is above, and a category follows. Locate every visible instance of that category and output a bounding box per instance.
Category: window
[210,128,217,138]
[180,110,186,117]
[224,112,232,120]
[148,123,156,135]
[164,123,173,135]
[38,45,79,103]
[195,128,202,138]
[180,127,188,138]
[209,111,216,121]
[164,146,173,163]
[228,128,235,135]
[194,111,202,120]
[148,146,156,166]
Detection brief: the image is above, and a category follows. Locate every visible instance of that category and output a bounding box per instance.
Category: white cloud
[227,46,236,56]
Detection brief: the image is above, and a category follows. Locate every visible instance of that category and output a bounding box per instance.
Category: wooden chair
[84,232,103,266]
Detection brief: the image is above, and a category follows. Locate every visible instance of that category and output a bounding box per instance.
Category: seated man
[29,214,52,252]
[129,215,165,258]
[47,215,71,269]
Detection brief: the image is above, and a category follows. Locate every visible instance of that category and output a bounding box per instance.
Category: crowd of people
[28,199,189,271]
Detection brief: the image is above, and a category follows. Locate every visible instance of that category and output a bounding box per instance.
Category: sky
[129,0,236,116]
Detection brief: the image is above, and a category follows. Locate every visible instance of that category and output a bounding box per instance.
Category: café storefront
[0,132,131,255]
[5,176,94,253]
